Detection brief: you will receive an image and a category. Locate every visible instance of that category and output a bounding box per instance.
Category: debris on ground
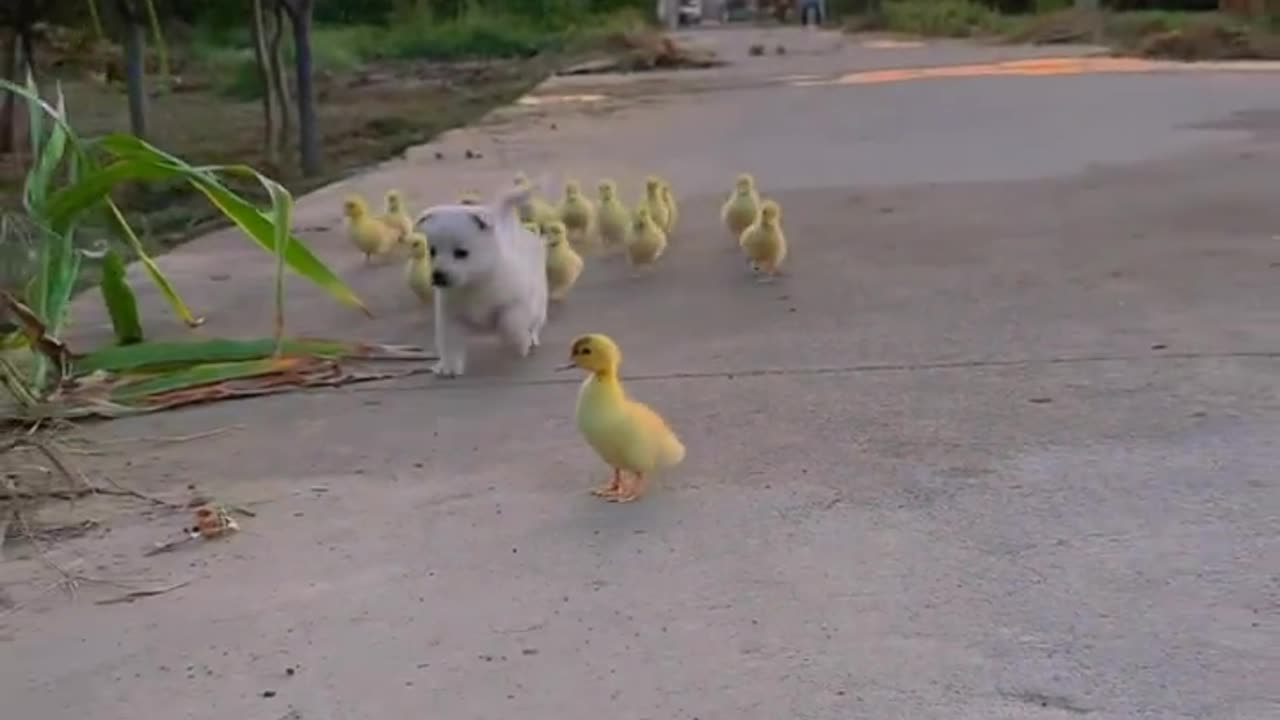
[559,31,723,75]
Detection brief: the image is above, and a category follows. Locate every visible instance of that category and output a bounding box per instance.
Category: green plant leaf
[100,248,144,345]
[73,336,431,376]
[45,158,178,234]
[97,134,371,317]
[23,83,70,216]
[103,198,205,327]
[23,68,43,160]
[109,357,298,402]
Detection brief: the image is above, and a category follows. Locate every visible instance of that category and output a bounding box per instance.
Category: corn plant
[0,74,427,422]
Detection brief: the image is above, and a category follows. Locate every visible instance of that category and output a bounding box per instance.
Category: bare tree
[249,0,280,166]
[0,0,40,155]
[113,0,148,139]
[278,0,319,177]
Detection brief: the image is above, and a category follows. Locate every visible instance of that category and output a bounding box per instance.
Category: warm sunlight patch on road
[518,94,609,106]
[791,57,1161,87]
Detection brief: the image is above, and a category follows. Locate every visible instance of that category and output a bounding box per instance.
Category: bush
[880,0,1010,37]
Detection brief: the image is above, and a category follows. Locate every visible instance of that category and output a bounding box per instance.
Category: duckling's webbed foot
[591,469,623,498]
[606,472,647,503]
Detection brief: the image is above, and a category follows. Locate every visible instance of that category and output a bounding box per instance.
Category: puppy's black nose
[431,270,449,287]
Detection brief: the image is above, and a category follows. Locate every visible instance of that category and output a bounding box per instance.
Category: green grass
[845,2,1280,60]
[195,7,648,100]
[862,0,1014,38]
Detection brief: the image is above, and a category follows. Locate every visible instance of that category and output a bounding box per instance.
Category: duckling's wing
[623,400,686,470]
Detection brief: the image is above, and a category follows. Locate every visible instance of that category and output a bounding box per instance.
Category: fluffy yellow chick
[543,221,584,301]
[382,190,413,245]
[458,189,483,205]
[596,180,631,253]
[560,333,685,503]
[404,232,434,305]
[721,173,761,245]
[626,206,667,273]
[343,194,399,264]
[559,180,597,252]
[514,173,559,227]
[637,176,670,235]
[660,179,679,234]
[740,199,788,278]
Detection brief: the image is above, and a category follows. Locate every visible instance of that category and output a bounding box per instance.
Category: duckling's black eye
[453,248,469,260]
[429,246,437,258]
[580,347,591,355]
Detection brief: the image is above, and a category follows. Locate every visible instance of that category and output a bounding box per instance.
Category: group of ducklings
[339,190,436,307]
[339,172,789,503]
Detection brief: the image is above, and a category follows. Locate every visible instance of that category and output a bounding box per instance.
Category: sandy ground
[2,26,1279,720]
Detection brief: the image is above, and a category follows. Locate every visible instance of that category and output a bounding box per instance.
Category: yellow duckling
[560,334,685,503]
[720,172,761,245]
[659,179,679,235]
[404,232,434,305]
[458,189,483,206]
[626,206,667,274]
[343,194,399,264]
[514,172,559,227]
[559,179,597,252]
[382,190,414,246]
[739,199,787,279]
[637,176,670,235]
[596,180,631,253]
[544,221,584,301]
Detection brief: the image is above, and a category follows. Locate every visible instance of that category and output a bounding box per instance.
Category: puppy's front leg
[498,305,536,358]
[432,290,467,377]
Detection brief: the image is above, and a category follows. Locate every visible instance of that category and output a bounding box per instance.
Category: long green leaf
[23,84,70,216]
[103,198,205,327]
[75,337,359,375]
[97,135,371,317]
[23,68,43,161]
[109,358,297,403]
[100,248,144,345]
[73,336,431,376]
[45,158,178,234]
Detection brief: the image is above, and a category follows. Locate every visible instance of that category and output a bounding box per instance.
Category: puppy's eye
[429,246,437,258]
[453,248,469,260]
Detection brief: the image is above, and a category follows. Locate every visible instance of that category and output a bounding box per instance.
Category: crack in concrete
[340,349,1280,394]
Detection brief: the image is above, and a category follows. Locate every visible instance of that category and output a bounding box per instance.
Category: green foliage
[196,4,646,100]
[0,77,376,419]
[879,0,1011,37]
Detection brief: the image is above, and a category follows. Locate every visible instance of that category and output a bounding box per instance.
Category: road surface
[2,26,1278,720]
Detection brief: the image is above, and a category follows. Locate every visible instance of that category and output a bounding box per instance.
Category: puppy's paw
[432,359,461,378]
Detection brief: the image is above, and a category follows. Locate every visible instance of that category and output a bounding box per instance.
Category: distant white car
[656,0,703,26]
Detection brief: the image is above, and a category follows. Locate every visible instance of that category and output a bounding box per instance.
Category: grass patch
[846,2,1280,60]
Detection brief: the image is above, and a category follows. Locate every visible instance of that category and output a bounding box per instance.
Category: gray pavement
[2,27,1279,720]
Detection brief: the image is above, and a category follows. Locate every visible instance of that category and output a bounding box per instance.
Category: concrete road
[3,27,1279,720]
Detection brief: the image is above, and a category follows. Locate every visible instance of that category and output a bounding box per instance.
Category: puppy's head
[414,207,499,290]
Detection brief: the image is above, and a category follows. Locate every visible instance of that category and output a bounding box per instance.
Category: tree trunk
[0,31,23,155]
[269,0,293,161]
[282,0,319,177]
[249,0,279,166]
[116,0,149,139]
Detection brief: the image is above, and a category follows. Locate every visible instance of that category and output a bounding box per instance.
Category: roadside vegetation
[0,0,688,427]
[840,0,1280,60]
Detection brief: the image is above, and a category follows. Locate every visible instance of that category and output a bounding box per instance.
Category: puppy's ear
[470,212,493,232]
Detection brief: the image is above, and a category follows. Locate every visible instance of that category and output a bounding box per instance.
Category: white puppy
[415,180,549,378]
